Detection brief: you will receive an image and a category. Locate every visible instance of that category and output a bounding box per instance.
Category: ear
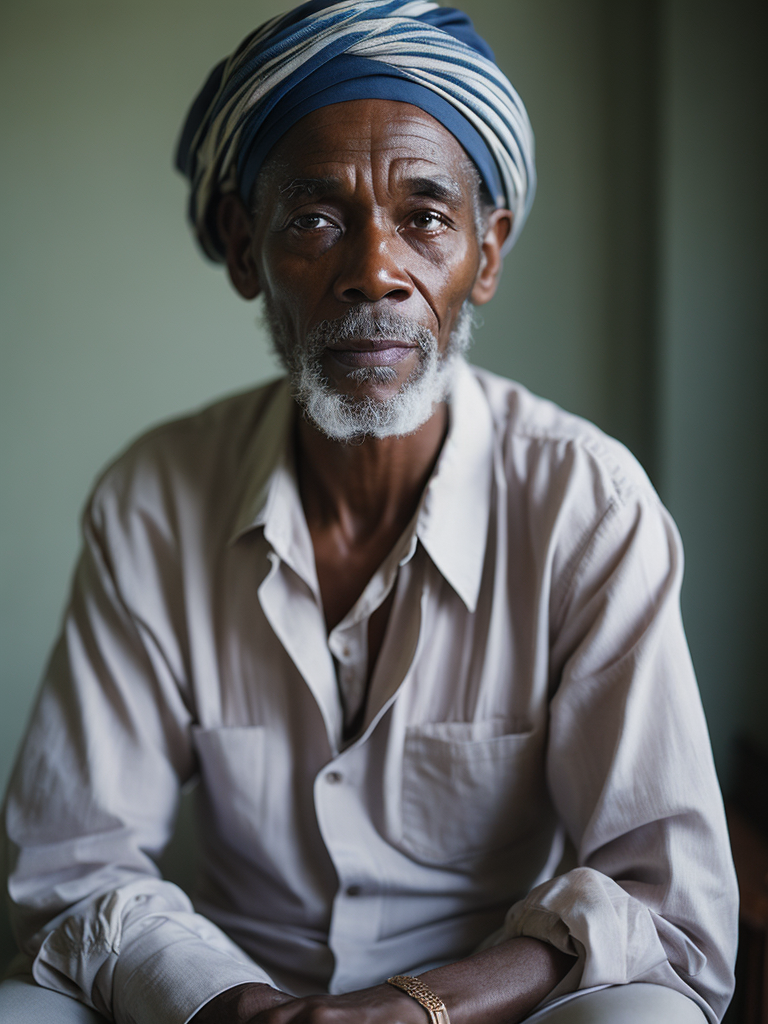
[217,193,261,300]
[470,208,513,306]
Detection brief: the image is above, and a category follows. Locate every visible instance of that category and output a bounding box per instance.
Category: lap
[0,970,709,1024]
[525,983,709,1022]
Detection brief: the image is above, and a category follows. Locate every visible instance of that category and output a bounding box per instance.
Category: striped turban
[176,0,535,261]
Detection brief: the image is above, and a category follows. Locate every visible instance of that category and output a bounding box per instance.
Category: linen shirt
[4,362,738,1024]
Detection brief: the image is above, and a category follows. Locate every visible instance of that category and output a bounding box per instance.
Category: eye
[290,213,337,231]
[406,210,451,232]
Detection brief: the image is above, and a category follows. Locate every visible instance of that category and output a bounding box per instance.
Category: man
[1,2,737,1023]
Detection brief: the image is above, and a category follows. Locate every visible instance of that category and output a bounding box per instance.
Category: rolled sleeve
[30,881,274,1024]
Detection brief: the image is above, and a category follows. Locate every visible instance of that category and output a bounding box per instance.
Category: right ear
[217,193,261,300]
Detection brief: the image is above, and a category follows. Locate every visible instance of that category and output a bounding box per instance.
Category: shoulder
[85,377,288,541]
[469,364,657,514]
[465,365,677,601]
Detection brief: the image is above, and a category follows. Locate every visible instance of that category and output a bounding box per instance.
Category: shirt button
[346,885,362,897]
[326,771,343,784]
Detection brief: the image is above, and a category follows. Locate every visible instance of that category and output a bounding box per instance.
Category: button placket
[330,618,369,731]
[313,750,383,992]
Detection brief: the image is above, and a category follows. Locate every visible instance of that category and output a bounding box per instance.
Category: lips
[327,339,418,367]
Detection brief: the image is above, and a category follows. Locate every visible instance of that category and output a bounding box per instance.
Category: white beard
[265,300,474,442]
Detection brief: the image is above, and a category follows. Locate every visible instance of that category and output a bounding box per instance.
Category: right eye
[291,214,336,231]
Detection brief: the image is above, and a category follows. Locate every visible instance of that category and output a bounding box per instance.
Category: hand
[245,983,427,1024]
[190,983,296,1023]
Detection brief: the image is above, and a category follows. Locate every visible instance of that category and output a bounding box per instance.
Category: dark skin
[192,100,573,1023]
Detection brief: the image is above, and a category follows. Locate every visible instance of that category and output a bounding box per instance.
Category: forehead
[258,98,476,191]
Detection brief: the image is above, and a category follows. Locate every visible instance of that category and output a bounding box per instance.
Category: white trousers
[0,971,709,1023]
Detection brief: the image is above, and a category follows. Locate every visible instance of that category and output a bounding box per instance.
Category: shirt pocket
[192,725,269,854]
[399,719,550,866]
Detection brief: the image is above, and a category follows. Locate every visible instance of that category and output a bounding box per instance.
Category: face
[221,99,510,440]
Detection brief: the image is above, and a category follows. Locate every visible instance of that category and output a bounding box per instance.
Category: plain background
[1,0,766,968]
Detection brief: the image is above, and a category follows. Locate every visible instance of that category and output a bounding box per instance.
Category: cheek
[423,250,480,333]
[259,247,333,329]
[427,234,481,294]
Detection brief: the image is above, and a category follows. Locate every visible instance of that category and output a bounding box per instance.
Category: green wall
[2,0,766,963]
[658,0,768,786]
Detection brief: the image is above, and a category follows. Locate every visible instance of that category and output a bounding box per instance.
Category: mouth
[327,339,419,368]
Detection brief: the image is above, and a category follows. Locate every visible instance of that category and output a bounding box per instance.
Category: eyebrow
[401,175,466,208]
[277,177,340,200]
[275,174,467,207]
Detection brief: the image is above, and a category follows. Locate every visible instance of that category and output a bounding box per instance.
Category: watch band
[387,974,451,1024]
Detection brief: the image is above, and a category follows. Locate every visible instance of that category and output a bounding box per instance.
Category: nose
[333,220,413,304]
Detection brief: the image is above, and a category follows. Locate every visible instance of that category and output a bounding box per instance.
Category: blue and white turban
[176,0,535,261]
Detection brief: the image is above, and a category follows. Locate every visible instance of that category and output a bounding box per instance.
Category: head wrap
[176,0,535,261]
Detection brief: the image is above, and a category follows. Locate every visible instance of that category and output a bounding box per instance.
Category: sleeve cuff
[114,918,277,1024]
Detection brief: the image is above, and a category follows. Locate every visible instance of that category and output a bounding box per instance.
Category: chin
[295,348,461,442]
[265,297,475,440]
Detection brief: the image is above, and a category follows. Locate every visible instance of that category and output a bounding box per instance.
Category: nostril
[336,273,412,303]
[339,284,411,304]
[333,231,413,303]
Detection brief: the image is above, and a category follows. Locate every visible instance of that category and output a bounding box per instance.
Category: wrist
[192,982,292,1023]
[387,975,451,1024]
[417,937,574,1024]
[380,983,438,1024]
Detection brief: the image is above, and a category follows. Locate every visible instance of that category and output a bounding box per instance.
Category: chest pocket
[399,720,552,866]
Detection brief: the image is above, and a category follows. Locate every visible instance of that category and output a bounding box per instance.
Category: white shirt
[3,362,738,1024]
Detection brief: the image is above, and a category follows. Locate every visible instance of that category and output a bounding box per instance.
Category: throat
[310,498,419,738]
[313,521,406,632]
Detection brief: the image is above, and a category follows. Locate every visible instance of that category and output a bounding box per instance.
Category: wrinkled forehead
[254,99,480,200]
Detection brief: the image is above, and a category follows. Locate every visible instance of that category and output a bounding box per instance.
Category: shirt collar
[229,378,320,592]
[229,360,495,613]
[414,360,494,613]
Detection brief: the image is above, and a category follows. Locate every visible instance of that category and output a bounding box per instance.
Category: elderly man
[1,2,737,1023]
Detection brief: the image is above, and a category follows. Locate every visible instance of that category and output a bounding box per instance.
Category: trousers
[0,970,709,1023]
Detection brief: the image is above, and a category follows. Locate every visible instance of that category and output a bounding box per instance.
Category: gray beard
[264,300,474,441]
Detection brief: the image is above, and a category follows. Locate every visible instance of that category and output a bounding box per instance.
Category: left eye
[409,211,447,230]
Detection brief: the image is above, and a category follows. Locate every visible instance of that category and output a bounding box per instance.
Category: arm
[499,490,738,1021]
[191,936,573,1023]
[4,489,274,1024]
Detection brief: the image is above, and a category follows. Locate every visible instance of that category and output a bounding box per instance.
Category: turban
[176,0,535,261]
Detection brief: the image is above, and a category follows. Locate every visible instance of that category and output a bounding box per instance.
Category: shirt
[3,361,738,1024]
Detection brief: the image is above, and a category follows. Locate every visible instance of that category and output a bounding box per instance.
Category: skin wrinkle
[257,166,493,249]
[237,103,502,443]
[278,174,466,209]
[249,105,496,248]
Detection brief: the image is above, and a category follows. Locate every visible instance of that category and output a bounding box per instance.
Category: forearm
[192,936,574,1024]
[419,935,574,1024]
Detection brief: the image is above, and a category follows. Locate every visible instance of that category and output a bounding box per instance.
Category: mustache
[305,306,436,353]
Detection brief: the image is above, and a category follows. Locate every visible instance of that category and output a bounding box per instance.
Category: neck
[296,402,449,545]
